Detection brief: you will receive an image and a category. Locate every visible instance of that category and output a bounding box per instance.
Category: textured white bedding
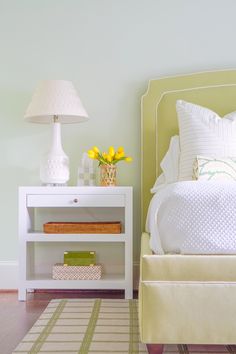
[146,181,236,255]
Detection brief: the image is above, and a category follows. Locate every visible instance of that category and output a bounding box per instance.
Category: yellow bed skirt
[139,232,236,345]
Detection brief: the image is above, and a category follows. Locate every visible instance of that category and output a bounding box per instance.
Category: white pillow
[176,100,236,181]
[151,135,180,193]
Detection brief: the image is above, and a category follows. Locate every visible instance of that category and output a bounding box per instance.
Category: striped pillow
[176,100,236,181]
[193,156,236,181]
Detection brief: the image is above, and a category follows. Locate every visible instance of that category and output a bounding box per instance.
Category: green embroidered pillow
[193,156,236,181]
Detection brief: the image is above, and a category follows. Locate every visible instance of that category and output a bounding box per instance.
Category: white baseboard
[0,261,18,289]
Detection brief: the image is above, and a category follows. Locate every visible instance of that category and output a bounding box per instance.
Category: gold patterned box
[52,263,102,280]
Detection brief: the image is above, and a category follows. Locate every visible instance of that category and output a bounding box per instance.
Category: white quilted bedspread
[146,181,236,255]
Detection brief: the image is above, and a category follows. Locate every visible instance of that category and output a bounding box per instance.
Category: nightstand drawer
[26,194,125,207]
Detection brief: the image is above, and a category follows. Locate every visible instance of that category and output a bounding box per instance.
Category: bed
[139,70,236,353]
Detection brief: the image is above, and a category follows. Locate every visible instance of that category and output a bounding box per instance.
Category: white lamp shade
[24,80,89,123]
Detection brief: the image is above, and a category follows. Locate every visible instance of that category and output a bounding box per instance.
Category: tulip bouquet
[87,146,132,166]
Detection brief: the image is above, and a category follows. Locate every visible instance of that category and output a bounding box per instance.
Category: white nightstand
[18,186,133,301]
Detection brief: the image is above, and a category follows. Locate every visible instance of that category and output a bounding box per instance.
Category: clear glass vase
[100,164,117,186]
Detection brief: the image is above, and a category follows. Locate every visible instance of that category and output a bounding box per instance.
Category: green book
[64,251,96,266]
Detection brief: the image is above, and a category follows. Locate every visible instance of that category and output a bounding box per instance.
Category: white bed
[147,180,236,255]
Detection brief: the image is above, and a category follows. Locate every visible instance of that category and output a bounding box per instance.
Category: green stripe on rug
[227,345,236,354]
[29,299,67,354]
[78,298,101,354]
[129,299,139,353]
[177,344,189,354]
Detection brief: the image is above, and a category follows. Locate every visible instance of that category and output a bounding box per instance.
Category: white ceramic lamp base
[40,122,69,186]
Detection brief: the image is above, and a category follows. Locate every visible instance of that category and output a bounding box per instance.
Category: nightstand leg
[18,287,26,301]
[125,286,133,299]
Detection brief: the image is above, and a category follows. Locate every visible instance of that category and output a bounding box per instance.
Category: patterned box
[52,263,102,280]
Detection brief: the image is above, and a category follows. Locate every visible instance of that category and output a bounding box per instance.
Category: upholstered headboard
[141,70,236,229]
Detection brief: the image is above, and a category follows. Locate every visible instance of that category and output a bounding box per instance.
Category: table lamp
[24,80,89,185]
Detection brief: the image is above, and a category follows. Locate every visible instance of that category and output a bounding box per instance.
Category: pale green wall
[1,0,236,263]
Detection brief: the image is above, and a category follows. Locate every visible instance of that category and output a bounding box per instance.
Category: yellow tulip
[118,151,125,158]
[115,152,121,160]
[88,150,96,159]
[107,155,112,162]
[114,151,124,159]
[88,145,131,165]
[118,146,124,154]
[93,146,100,154]
[109,146,115,157]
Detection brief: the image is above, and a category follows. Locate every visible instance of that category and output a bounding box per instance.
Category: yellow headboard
[141,69,236,229]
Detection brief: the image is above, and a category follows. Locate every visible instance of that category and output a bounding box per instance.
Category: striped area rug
[13,299,236,354]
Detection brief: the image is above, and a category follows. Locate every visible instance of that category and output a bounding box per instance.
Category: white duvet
[146,181,236,255]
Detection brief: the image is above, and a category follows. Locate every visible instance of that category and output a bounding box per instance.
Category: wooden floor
[0,289,136,354]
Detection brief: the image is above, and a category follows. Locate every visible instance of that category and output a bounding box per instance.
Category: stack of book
[52,251,102,280]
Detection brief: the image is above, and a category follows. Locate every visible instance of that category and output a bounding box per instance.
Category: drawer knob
[73,198,78,203]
